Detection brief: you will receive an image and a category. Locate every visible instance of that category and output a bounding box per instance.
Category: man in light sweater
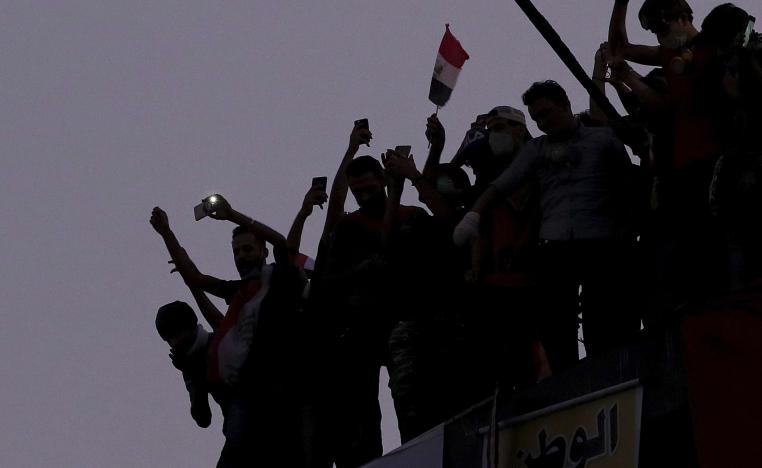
[454,80,640,372]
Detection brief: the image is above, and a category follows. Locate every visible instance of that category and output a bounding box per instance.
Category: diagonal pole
[513,0,622,123]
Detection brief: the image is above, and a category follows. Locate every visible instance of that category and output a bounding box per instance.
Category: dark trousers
[310,331,383,468]
[216,390,303,468]
[537,239,641,373]
[642,162,725,329]
[470,285,537,393]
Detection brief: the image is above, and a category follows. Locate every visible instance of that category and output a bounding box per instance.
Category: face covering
[436,176,457,196]
[659,32,688,49]
[488,131,515,158]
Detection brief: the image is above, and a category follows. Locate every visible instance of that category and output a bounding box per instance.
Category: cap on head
[155,301,197,341]
[487,106,527,127]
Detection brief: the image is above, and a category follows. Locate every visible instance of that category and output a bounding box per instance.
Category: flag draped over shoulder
[429,24,470,107]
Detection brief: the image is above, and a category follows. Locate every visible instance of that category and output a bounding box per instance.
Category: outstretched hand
[381,149,408,198]
[207,194,234,221]
[300,186,328,216]
[150,207,171,236]
[425,113,446,147]
[383,151,419,181]
[593,42,611,80]
[349,125,372,149]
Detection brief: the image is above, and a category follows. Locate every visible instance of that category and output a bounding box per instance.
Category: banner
[492,381,642,468]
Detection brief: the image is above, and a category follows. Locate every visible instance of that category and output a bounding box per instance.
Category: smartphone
[354,118,371,147]
[193,194,220,221]
[743,17,755,47]
[311,176,327,190]
[311,177,328,209]
[394,145,412,157]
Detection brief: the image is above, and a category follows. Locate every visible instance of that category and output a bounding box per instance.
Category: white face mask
[488,131,515,158]
[436,176,457,195]
[659,31,688,49]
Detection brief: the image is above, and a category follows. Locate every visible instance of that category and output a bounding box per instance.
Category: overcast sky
[1,1,756,466]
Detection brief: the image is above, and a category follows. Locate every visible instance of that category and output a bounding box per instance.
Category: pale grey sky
[1,1,755,466]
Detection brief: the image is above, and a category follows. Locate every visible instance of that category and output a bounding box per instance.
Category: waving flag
[429,24,470,107]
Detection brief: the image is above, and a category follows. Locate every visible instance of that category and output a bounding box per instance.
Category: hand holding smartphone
[311,176,328,209]
[193,194,221,221]
[394,145,412,158]
[354,118,371,146]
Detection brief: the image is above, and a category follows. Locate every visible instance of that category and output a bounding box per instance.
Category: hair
[522,80,571,109]
[699,3,749,48]
[639,0,694,25]
[346,155,384,180]
[232,224,257,239]
[155,301,197,341]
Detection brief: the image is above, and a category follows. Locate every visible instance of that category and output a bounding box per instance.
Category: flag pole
[428,105,440,149]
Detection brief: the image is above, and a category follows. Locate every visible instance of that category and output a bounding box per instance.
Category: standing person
[315,122,426,466]
[472,107,542,391]
[455,81,639,373]
[611,3,753,323]
[150,200,304,467]
[708,6,762,291]
[285,183,331,468]
[449,106,544,391]
[382,119,487,437]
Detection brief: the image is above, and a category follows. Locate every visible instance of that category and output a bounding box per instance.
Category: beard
[236,261,261,278]
[358,192,387,216]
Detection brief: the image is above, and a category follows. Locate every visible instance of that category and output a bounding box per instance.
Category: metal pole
[513,0,622,123]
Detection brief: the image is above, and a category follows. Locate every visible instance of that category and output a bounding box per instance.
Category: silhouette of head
[155,301,198,354]
[231,225,268,277]
[522,81,575,138]
[347,155,386,213]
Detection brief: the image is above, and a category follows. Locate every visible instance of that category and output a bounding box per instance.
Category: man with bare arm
[150,199,304,467]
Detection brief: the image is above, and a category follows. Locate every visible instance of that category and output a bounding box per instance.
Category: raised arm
[189,288,223,331]
[381,150,405,247]
[422,113,446,177]
[590,42,611,125]
[323,124,372,240]
[207,195,289,266]
[609,57,667,114]
[150,207,222,292]
[287,185,328,260]
[384,149,455,219]
[609,0,661,66]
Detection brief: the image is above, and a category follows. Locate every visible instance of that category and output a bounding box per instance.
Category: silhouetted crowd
[148,1,761,466]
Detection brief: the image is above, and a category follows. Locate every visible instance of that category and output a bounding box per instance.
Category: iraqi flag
[429,24,470,107]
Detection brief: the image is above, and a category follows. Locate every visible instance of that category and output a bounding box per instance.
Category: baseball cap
[487,106,527,126]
